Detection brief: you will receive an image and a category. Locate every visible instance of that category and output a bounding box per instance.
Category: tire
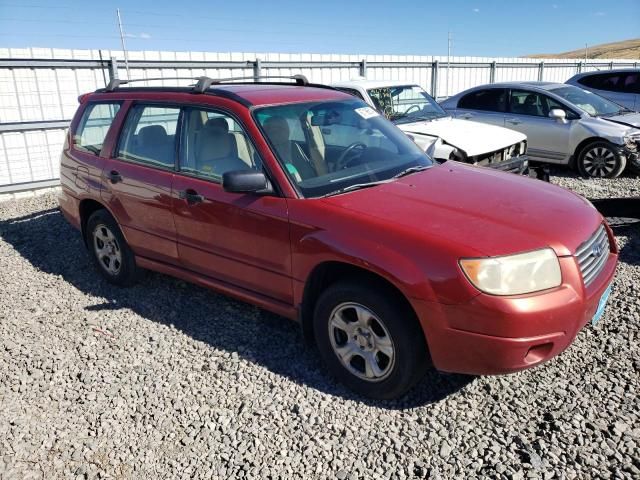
[576,141,626,178]
[85,209,139,286]
[313,280,429,400]
[626,155,640,176]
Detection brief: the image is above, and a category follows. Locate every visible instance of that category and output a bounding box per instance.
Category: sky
[0,0,638,57]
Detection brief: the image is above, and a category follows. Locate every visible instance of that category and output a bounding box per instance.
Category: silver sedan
[440,82,640,178]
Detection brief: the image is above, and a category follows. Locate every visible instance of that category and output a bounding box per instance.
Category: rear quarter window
[73,102,121,155]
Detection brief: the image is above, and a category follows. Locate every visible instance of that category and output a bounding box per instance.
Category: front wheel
[313,281,429,399]
[576,141,626,178]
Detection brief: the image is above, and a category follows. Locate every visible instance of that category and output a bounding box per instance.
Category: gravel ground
[0,172,638,480]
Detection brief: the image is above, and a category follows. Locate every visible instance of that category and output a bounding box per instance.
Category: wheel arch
[299,261,420,344]
[573,136,615,164]
[79,198,112,246]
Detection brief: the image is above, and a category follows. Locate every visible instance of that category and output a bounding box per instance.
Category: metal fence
[0,48,638,193]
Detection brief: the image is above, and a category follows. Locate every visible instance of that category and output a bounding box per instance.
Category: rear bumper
[58,189,81,231]
[412,251,617,375]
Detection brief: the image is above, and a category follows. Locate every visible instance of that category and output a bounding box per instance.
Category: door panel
[101,158,178,264]
[100,104,181,264]
[506,90,572,164]
[172,176,292,303]
[172,106,292,304]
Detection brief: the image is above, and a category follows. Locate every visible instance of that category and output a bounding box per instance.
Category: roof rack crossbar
[103,74,310,93]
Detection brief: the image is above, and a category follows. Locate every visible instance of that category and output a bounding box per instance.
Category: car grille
[575,224,610,286]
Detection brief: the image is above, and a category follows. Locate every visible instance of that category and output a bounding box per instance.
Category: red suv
[59,76,618,399]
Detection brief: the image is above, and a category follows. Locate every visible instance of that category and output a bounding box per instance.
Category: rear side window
[579,73,625,92]
[117,105,180,169]
[73,103,120,155]
[458,89,507,112]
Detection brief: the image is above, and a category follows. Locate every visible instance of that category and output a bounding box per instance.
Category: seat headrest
[138,125,167,144]
[263,116,290,146]
[204,117,229,133]
[197,128,232,161]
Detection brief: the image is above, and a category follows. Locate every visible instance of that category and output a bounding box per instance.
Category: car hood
[601,112,640,129]
[321,162,602,258]
[397,117,526,156]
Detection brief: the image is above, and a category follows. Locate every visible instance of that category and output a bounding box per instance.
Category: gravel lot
[1,171,639,480]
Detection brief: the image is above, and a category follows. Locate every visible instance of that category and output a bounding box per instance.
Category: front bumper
[411,248,618,375]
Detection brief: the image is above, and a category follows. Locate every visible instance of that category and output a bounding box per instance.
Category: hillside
[528,38,640,60]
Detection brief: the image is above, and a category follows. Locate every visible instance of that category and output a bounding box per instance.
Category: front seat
[523,94,542,116]
[195,127,248,177]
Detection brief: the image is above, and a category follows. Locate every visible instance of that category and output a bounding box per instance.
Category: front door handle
[460,113,473,119]
[179,189,205,205]
[109,170,123,184]
[506,118,522,125]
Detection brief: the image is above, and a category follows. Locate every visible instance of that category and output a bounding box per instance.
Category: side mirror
[222,170,272,194]
[549,109,567,123]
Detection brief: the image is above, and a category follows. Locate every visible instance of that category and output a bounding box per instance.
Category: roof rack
[103,74,309,93]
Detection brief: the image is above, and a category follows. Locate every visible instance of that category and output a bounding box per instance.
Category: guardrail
[1,55,638,193]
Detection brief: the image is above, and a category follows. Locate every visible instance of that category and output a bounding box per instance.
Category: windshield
[254,99,433,198]
[550,85,625,117]
[366,85,449,124]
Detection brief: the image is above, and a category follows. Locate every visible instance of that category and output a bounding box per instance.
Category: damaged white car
[332,79,542,178]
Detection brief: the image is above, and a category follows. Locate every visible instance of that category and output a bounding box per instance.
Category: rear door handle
[460,113,473,119]
[179,189,205,205]
[506,118,522,125]
[109,170,123,184]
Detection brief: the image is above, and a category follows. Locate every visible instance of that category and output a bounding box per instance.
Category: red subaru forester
[58,76,617,399]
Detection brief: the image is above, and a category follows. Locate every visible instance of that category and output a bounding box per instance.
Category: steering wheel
[404,104,421,115]
[335,142,367,171]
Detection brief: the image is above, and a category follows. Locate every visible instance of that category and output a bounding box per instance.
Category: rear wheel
[313,280,429,399]
[576,141,626,178]
[85,209,139,286]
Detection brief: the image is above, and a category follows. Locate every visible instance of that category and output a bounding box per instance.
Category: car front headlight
[459,248,561,296]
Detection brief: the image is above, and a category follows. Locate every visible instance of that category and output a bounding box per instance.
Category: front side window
[73,102,120,155]
[458,89,507,112]
[367,85,448,123]
[117,105,180,168]
[549,85,624,117]
[180,108,262,180]
[509,90,579,119]
[255,99,433,198]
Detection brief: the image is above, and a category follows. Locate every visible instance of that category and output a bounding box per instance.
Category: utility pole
[584,43,588,64]
[116,8,130,79]
[447,31,452,98]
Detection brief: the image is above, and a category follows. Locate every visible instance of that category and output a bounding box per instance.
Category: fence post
[489,61,496,84]
[538,61,544,81]
[108,57,119,82]
[577,61,583,73]
[360,59,367,78]
[431,60,439,97]
[609,61,613,70]
[253,58,261,81]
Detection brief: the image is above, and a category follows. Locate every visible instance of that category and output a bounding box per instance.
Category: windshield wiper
[389,112,408,121]
[319,180,391,198]
[393,165,431,178]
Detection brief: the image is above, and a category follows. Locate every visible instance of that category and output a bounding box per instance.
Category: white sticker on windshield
[355,106,380,119]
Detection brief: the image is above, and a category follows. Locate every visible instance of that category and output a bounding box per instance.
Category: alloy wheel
[328,302,395,382]
[92,224,122,276]
[582,146,617,177]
